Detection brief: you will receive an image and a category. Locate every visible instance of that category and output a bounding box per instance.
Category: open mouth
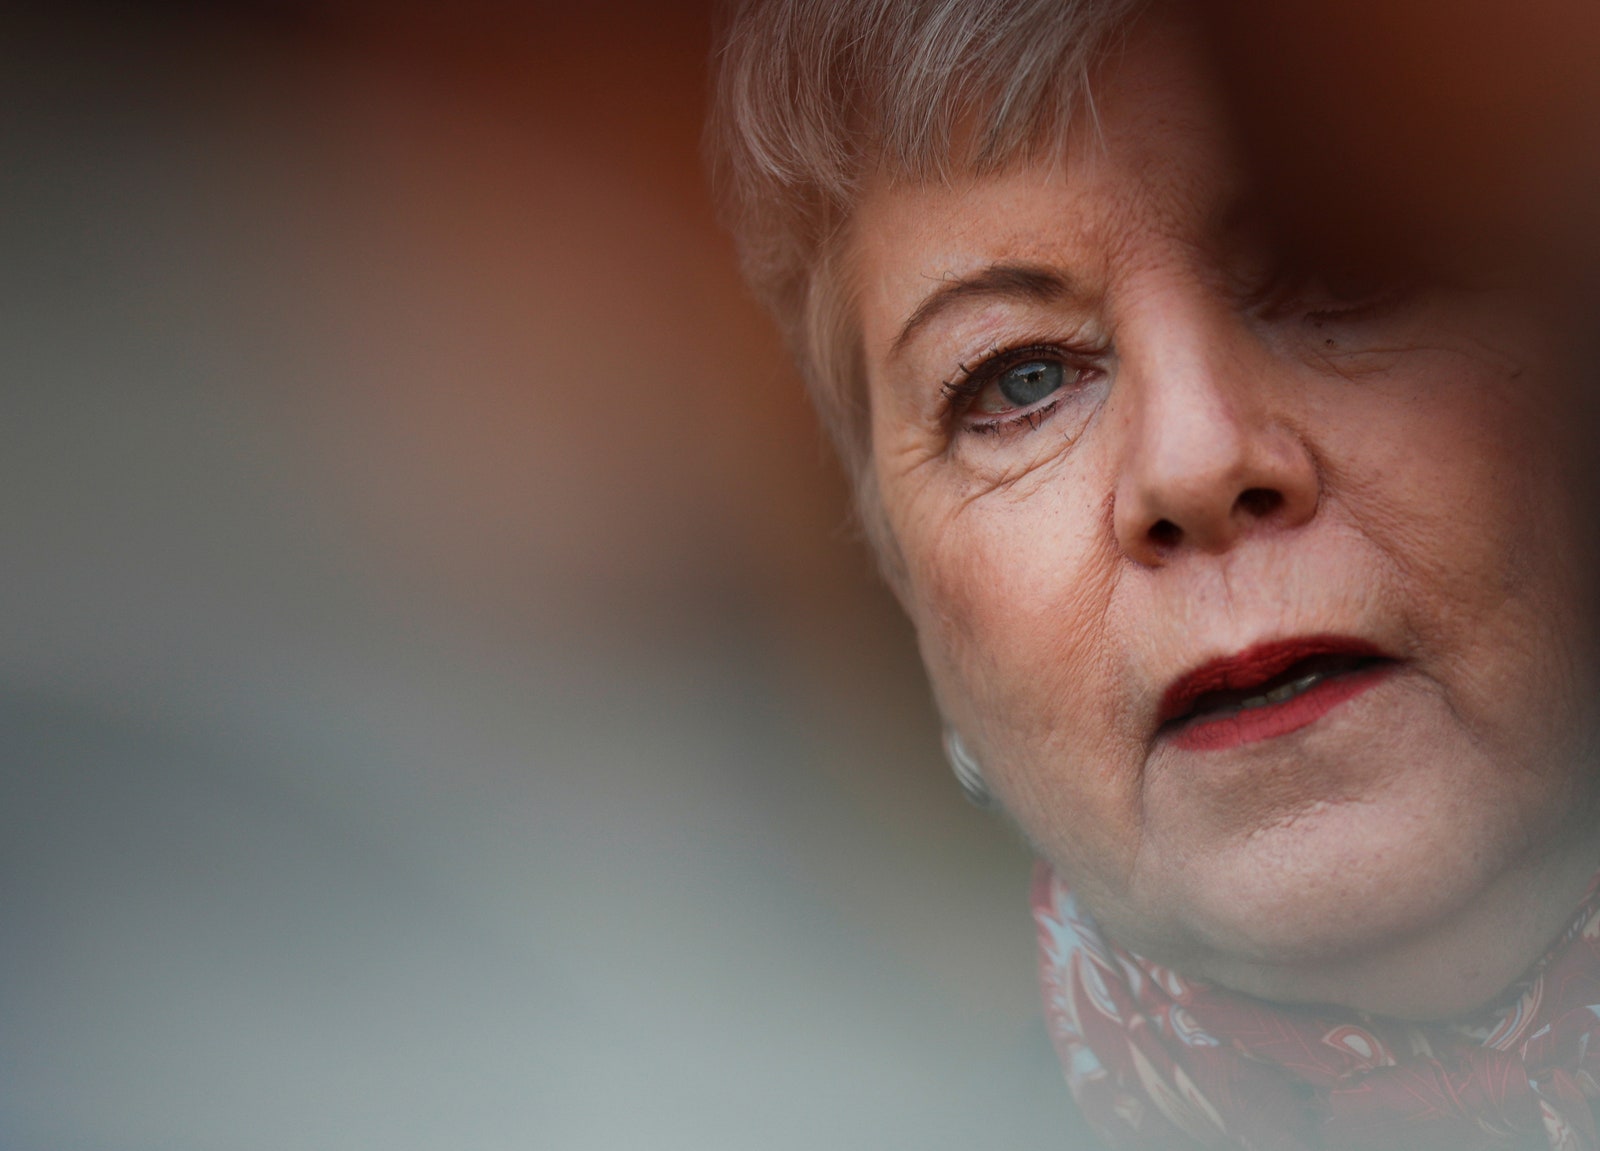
[1158,638,1396,752]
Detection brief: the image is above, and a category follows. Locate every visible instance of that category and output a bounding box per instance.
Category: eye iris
[997,360,1064,407]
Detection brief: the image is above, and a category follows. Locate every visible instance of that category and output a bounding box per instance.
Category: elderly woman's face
[854,25,1600,1015]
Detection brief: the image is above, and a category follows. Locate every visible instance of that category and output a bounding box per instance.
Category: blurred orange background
[0,3,1083,1148]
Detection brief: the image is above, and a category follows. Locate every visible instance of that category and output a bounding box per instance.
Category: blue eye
[993,360,1065,408]
[942,344,1099,433]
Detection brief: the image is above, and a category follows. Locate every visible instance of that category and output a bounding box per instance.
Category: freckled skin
[854,20,1600,1019]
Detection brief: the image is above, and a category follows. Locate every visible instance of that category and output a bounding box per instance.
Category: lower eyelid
[967,398,1064,435]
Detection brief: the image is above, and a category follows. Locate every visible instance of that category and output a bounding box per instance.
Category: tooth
[1193,668,1335,727]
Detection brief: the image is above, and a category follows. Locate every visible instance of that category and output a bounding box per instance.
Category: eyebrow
[890,263,1076,358]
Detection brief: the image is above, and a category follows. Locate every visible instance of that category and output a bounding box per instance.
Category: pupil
[998,360,1063,407]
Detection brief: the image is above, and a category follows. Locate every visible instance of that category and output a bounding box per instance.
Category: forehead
[851,23,1236,352]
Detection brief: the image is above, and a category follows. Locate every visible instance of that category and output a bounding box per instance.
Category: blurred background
[10,2,1597,1147]
[0,2,1085,1149]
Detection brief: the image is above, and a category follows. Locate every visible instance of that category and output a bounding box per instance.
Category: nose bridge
[1112,285,1316,562]
[1136,331,1252,496]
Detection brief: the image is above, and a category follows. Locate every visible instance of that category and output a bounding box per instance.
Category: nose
[1112,309,1320,567]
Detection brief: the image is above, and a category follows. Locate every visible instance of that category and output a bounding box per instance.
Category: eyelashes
[1249,263,1412,326]
[940,343,1104,437]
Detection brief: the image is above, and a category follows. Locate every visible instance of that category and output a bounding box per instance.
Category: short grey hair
[708,0,1146,499]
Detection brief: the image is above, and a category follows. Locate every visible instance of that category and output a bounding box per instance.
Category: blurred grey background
[0,4,1090,1148]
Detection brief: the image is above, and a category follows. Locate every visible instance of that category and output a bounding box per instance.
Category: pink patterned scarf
[1033,864,1600,1151]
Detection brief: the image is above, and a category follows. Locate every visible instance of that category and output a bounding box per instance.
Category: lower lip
[1166,663,1394,752]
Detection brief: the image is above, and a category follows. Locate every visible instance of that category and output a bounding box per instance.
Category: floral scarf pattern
[1033,864,1600,1151]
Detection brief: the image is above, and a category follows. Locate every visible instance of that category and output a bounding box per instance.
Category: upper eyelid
[941,344,1061,405]
[940,320,1105,376]
[949,339,1105,386]
[1246,266,1408,318]
[941,343,1013,392]
[902,295,1101,376]
[890,264,1080,359]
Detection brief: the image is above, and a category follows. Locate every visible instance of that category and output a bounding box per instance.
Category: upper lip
[1157,635,1391,727]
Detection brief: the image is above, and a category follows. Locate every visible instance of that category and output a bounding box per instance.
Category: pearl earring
[941,727,994,808]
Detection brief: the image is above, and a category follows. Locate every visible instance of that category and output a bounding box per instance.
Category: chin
[1092,678,1600,1013]
[1130,769,1600,1017]
[1181,802,1509,962]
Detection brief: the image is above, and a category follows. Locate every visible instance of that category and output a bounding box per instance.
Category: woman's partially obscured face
[854,19,1600,1017]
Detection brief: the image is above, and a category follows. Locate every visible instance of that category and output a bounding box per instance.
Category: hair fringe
[708,0,1145,491]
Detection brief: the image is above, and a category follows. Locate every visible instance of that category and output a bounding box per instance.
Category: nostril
[1148,519,1182,549]
[1236,487,1283,519]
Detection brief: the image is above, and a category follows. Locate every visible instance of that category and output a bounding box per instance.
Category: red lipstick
[1158,636,1393,752]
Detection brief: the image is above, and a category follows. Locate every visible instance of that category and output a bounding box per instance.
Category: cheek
[1324,357,1593,757]
[889,471,1142,850]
